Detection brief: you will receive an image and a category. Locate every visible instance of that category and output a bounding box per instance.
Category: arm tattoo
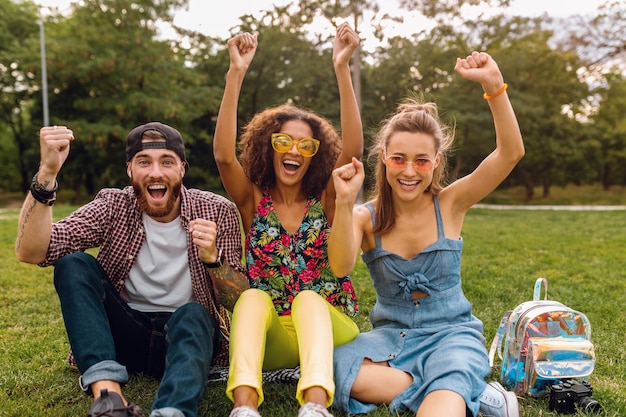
[209,264,249,312]
[15,197,37,255]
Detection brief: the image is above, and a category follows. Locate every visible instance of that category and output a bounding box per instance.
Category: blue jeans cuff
[79,360,129,395]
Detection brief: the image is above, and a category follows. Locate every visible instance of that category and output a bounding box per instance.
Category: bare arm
[208,263,249,312]
[446,51,525,212]
[324,22,365,221]
[328,158,366,277]
[16,126,74,264]
[213,33,258,224]
[333,22,364,167]
[189,218,248,312]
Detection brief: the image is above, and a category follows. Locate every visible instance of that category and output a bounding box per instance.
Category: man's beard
[132,179,181,218]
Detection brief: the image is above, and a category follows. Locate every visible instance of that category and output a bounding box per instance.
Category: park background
[1,0,626,416]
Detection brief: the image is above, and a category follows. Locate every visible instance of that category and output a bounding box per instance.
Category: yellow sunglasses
[271,133,320,157]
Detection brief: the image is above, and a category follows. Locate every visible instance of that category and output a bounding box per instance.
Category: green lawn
[1,205,625,416]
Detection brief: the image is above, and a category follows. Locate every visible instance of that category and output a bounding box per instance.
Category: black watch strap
[204,248,224,269]
[30,173,58,206]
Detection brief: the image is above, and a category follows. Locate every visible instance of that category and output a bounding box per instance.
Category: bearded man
[16,122,249,417]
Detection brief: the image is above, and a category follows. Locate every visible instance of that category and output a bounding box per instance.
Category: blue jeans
[53,252,219,417]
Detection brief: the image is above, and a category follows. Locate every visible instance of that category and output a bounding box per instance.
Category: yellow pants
[225,288,359,407]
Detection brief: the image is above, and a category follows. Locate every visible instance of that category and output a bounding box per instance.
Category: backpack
[488,277,595,397]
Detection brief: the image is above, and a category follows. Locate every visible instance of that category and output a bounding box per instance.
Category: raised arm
[448,51,525,210]
[16,126,74,264]
[332,22,364,166]
[323,23,364,222]
[213,32,258,219]
[328,158,366,277]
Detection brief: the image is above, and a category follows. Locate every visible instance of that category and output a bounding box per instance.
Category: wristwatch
[204,248,224,269]
[30,173,58,206]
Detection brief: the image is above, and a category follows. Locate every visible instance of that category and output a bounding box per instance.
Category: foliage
[565,0,626,68]
[1,0,626,202]
[1,205,626,416]
[39,0,214,197]
[398,0,513,20]
[485,17,590,199]
[589,70,626,189]
[0,0,42,192]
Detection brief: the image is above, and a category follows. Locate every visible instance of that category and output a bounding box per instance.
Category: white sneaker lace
[479,382,519,417]
[297,403,333,417]
[229,406,262,417]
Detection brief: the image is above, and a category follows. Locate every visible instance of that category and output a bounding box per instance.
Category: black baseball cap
[126,122,188,172]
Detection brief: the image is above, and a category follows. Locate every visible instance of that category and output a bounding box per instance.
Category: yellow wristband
[483,83,508,100]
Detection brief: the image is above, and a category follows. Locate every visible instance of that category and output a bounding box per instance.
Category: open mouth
[282,159,301,173]
[398,179,420,190]
[148,184,167,200]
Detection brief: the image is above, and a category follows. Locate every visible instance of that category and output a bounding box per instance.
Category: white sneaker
[479,381,519,417]
[297,402,333,417]
[229,406,262,417]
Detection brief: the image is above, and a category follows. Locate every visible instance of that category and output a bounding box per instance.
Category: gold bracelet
[483,83,508,100]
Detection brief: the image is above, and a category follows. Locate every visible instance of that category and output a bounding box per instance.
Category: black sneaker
[87,389,146,417]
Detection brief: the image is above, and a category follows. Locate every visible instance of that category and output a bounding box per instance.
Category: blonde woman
[329,51,524,417]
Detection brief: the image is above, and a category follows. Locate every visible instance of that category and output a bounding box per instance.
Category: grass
[1,203,625,416]
[481,184,626,206]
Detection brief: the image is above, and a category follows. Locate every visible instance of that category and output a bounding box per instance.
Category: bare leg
[416,390,466,417]
[232,386,260,410]
[91,380,125,403]
[303,386,329,407]
[350,358,413,405]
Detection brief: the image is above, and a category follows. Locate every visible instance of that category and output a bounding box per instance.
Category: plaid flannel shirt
[41,185,245,365]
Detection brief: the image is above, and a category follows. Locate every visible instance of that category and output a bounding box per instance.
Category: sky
[36,0,605,50]
[166,0,604,38]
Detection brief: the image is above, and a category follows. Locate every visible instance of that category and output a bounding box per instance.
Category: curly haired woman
[213,23,363,417]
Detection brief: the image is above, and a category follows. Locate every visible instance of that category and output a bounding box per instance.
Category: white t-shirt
[125,213,194,312]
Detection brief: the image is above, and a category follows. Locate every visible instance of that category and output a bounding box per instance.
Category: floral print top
[245,191,359,317]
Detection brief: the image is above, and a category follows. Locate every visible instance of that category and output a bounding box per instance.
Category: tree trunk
[602,163,611,191]
[518,168,534,202]
[542,176,551,199]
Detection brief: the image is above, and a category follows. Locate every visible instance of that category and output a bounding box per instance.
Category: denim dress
[332,196,490,416]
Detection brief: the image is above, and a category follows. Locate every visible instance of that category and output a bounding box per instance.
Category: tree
[193,4,347,150]
[0,0,41,193]
[449,14,591,200]
[360,10,593,199]
[26,0,223,199]
[494,25,588,199]
[564,1,626,70]
[398,0,513,20]
[4,0,623,204]
[589,70,626,189]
